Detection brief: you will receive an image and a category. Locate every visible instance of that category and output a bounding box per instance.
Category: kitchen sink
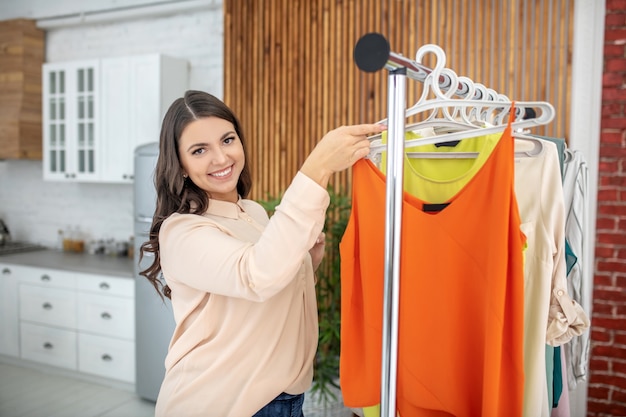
[0,241,48,256]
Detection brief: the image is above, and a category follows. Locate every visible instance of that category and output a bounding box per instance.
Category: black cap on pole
[353,33,390,73]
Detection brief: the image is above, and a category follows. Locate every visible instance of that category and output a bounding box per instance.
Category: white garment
[562,148,591,389]
[513,139,589,417]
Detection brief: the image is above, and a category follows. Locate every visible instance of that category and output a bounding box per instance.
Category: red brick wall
[587,1,626,416]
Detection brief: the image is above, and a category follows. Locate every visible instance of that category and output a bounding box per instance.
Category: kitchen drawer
[19,266,77,290]
[0,263,20,357]
[78,273,134,298]
[20,322,77,370]
[1,263,32,278]
[20,284,77,328]
[77,292,134,339]
[78,333,135,383]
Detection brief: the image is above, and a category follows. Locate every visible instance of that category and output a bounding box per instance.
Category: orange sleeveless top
[339,125,526,417]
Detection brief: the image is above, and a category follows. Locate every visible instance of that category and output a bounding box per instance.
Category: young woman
[140,90,385,417]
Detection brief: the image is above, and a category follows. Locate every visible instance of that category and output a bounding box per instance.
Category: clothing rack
[352,32,513,417]
[354,33,407,417]
[353,33,488,101]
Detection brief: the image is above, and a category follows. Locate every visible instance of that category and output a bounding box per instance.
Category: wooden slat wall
[224,0,574,201]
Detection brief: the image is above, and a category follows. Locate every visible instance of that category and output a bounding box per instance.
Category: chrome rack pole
[353,32,407,417]
[380,67,406,417]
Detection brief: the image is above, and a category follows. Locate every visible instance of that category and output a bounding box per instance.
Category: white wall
[568,3,605,415]
[0,1,223,247]
[0,0,167,20]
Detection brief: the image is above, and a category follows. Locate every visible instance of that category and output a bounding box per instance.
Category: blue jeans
[252,392,305,417]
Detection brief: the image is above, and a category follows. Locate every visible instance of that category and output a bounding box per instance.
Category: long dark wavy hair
[139,90,252,299]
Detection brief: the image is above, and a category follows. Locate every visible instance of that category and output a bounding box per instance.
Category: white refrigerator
[134,142,175,402]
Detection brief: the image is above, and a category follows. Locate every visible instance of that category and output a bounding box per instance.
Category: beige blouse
[154,172,329,417]
[514,139,589,417]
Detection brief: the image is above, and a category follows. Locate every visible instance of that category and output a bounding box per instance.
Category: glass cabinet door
[43,60,99,181]
[46,69,67,176]
[75,66,96,175]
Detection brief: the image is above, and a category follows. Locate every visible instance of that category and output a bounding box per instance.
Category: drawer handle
[101,354,112,362]
[101,312,112,320]
[42,302,53,310]
[41,274,51,282]
[2,268,10,275]
[43,342,54,350]
[99,282,110,290]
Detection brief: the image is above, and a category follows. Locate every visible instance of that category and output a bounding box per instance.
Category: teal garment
[546,345,554,410]
[565,238,578,276]
[552,346,563,407]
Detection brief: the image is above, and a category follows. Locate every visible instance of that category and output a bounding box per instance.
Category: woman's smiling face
[178,116,245,203]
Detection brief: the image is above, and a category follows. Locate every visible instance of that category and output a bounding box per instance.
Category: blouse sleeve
[159,171,330,301]
[542,145,590,346]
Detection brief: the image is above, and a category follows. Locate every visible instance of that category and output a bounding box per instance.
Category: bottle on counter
[57,229,64,251]
[72,226,85,253]
[86,240,98,255]
[115,240,128,257]
[62,226,74,252]
[127,236,134,259]
[104,238,116,256]
[61,225,86,253]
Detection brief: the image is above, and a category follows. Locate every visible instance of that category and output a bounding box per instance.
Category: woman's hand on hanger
[300,123,386,188]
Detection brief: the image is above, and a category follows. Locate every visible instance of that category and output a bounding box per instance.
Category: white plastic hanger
[403,132,545,160]
[366,44,554,160]
[368,67,484,161]
[378,100,554,151]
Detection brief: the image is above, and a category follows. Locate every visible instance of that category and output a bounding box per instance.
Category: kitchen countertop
[0,249,135,278]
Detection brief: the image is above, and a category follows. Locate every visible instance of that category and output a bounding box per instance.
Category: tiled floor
[0,361,358,417]
[0,362,155,417]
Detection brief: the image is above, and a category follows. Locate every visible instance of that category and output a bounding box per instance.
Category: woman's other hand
[309,232,326,271]
[300,123,386,188]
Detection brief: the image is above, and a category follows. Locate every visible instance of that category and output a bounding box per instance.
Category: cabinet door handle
[99,282,110,290]
[43,342,54,350]
[2,268,10,275]
[42,302,53,310]
[40,274,51,282]
[101,354,112,362]
[101,312,112,320]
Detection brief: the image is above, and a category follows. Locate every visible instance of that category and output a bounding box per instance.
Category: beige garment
[155,172,329,417]
[514,139,589,417]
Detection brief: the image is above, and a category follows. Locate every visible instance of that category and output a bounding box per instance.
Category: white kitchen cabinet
[20,284,77,328]
[42,60,100,182]
[76,273,135,382]
[19,266,77,289]
[101,54,188,183]
[0,263,20,357]
[18,267,79,369]
[5,263,136,383]
[78,333,135,382]
[78,292,134,339]
[20,322,78,370]
[43,54,188,183]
